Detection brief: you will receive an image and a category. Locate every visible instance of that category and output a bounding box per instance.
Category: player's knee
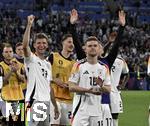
[112,113,119,119]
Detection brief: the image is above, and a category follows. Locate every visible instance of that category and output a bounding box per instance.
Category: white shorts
[50,101,72,125]
[110,91,123,113]
[72,109,103,126]
[101,104,113,126]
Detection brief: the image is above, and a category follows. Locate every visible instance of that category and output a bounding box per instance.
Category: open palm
[70,9,78,24]
[119,10,126,26]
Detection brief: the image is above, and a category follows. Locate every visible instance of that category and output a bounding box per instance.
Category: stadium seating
[0,0,149,23]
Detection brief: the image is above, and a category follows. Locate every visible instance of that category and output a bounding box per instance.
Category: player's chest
[53,58,73,69]
[80,66,106,80]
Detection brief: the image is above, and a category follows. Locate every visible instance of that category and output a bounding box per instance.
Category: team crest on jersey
[99,71,102,76]
[58,60,63,65]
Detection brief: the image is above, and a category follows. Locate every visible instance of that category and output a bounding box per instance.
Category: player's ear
[84,44,88,53]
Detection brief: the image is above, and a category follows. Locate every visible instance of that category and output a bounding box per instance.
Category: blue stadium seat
[78,1,104,13]
[138,15,150,23]
[17,10,34,19]
[80,13,110,21]
[79,1,104,6]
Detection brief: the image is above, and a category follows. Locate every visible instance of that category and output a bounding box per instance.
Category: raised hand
[70,9,78,24]
[108,31,117,43]
[27,15,35,26]
[118,10,126,26]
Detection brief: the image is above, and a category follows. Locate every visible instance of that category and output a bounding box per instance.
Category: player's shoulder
[116,55,125,62]
[74,58,87,67]
[0,63,3,70]
[46,60,52,69]
[0,61,4,66]
[98,60,109,70]
[0,61,8,68]
[52,52,58,56]
[53,52,74,61]
[11,58,22,64]
[77,58,87,64]
[47,52,57,59]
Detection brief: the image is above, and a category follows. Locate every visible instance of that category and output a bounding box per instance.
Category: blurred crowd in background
[0,0,149,90]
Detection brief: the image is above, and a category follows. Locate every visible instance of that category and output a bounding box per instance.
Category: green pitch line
[119,91,150,126]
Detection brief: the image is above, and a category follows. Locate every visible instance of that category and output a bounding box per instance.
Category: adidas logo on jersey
[83,70,89,74]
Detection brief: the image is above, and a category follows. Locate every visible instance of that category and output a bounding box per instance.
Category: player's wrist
[70,20,76,25]
[99,86,104,93]
[120,22,126,27]
[86,88,93,93]
[27,23,32,27]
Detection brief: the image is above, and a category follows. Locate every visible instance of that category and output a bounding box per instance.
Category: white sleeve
[103,68,111,86]
[68,63,80,85]
[69,72,80,84]
[49,63,52,82]
[24,53,35,65]
[122,61,129,74]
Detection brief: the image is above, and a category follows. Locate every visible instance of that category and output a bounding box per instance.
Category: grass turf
[119,91,150,126]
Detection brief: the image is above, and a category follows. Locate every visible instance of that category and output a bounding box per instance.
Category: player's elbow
[69,86,75,92]
[22,41,27,48]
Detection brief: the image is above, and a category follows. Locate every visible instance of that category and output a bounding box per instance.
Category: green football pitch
[119,91,150,126]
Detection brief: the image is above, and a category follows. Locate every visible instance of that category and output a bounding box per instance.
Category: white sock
[113,119,118,126]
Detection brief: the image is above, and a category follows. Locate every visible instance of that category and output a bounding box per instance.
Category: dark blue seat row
[79,13,110,21]
[138,15,150,23]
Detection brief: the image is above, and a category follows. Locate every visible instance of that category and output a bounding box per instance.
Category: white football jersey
[111,56,129,92]
[24,53,52,102]
[69,60,111,116]
[148,56,150,75]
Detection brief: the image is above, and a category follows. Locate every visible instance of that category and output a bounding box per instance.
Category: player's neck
[86,56,98,64]
[4,59,11,65]
[17,54,24,59]
[61,50,71,59]
[35,52,45,60]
